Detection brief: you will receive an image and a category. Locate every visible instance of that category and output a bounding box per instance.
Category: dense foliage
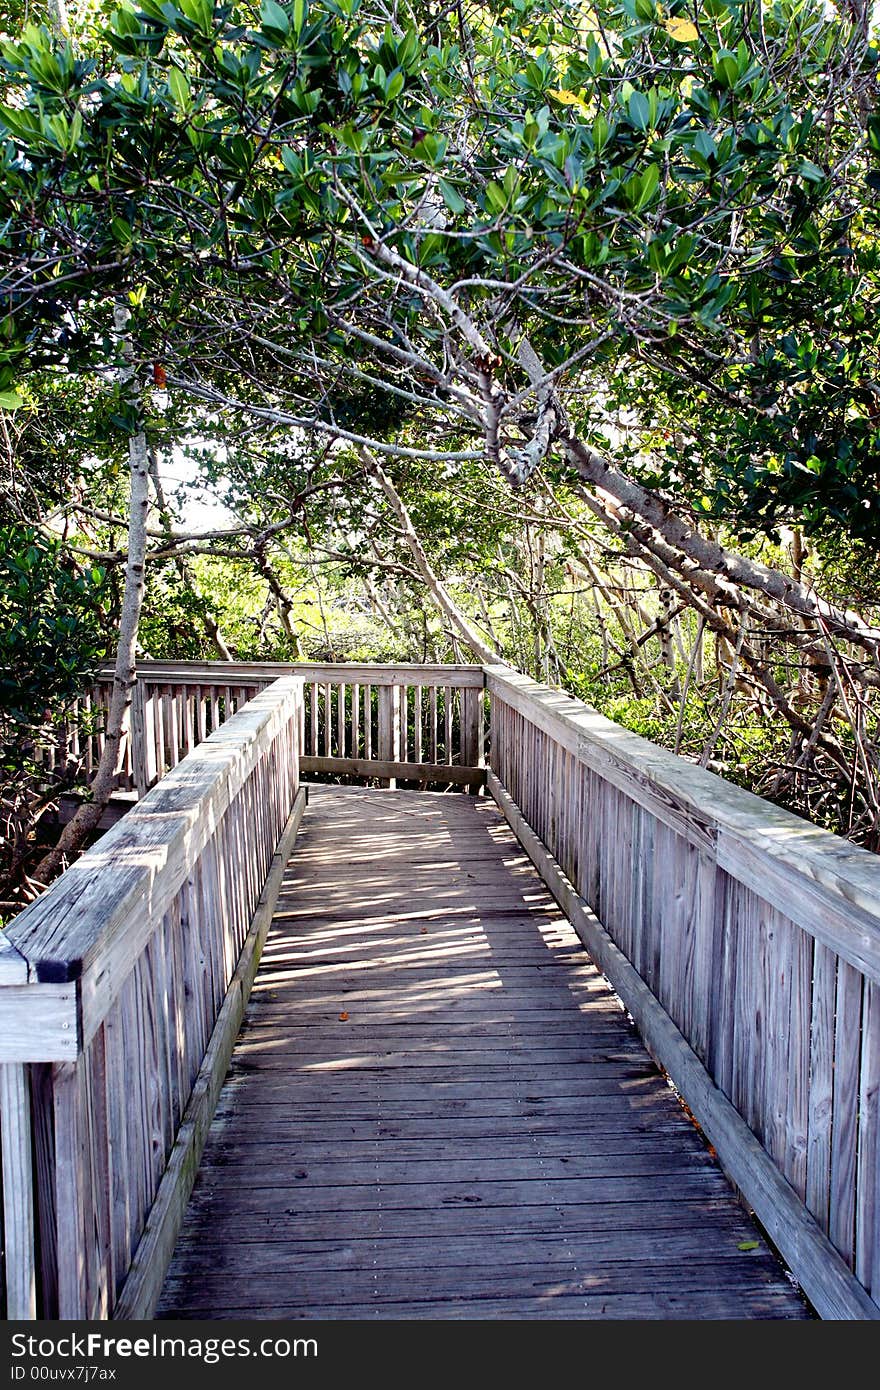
[0,524,109,906]
[1,0,880,897]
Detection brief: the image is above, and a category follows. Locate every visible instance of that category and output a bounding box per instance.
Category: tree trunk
[252,550,305,658]
[47,0,71,31]
[563,434,880,656]
[32,304,150,884]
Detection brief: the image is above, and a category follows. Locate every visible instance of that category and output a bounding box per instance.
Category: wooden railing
[0,677,304,1319]
[6,657,880,1320]
[485,664,880,1321]
[93,660,486,793]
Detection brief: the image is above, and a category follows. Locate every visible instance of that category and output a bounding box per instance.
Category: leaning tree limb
[562,434,880,660]
[361,448,503,665]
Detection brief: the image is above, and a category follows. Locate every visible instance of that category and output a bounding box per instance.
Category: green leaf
[484,179,507,213]
[737,1241,759,1252]
[180,0,214,36]
[0,390,24,410]
[628,90,650,132]
[110,216,133,244]
[798,159,825,183]
[713,50,739,90]
[592,113,609,154]
[385,68,405,102]
[634,162,659,211]
[261,0,290,34]
[168,65,191,110]
[438,177,466,214]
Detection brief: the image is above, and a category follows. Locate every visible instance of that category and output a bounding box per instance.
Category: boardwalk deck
[157,786,809,1320]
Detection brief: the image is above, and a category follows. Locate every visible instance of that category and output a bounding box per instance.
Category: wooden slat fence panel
[285,664,484,789]
[485,663,880,1319]
[0,678,303,1318]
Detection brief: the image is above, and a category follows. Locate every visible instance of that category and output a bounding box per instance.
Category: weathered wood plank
[0,931,28,984]
[159,785,807,1323]
[856,981,880,1294]
[0,986,78,1063]
[112,787,307,1320]
[300,756,485,785]
[487,770,877,1321]
[0,1064,37,1318]
[117,660,486,688]
[829,961,862,1265]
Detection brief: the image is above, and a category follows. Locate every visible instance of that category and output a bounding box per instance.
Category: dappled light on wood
[156,782,808,1321]
[2,662,879,1321]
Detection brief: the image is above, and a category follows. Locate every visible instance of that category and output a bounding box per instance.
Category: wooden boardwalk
[157,786,809,1320]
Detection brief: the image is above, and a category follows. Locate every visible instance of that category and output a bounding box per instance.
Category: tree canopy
[2,0,880,901]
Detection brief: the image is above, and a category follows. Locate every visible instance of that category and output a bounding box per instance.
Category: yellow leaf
[549,88,590,115]
[664,17,699,42]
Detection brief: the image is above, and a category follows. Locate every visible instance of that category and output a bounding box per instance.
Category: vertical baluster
[83,693,93,778]
[378,685,400,789]
[323,683,332,758]
[856,980,880,1291]
[830,961,863,1266]
[414,684,423,764]
[130,681,148,798]
[1,1064,37,1319]
[429,685,438,763]
[103,1004,131,1306]
[158,688,169,774]
[51,1061,89,1319]
[167,689,181,768]
[142,687,158,789]
[337,683,346,759]
[352,683,360,759]
[309,683,318,757]
[195,684,206,745]
[364,684,372,760]
[184,686,195,755]
[444,685,453,765]
[462,686,483,790]
[400,685,409,766]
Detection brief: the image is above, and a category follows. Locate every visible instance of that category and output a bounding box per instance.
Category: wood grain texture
[7,680,302,1018]
[300,756,485,785]
[113,788,307,1320]
[0,1064,37,1318]
[101,661,486,688]
[157,786,807,1322]
[487,770,877,1322]
[485,666,880,978]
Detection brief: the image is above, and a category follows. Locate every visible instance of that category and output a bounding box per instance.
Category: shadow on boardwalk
[158,785,810,1320]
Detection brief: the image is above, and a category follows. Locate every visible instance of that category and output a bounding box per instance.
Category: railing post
[130,677,149,799]
[1,1063,37,1319]
[378,685,401,789]
[462,686,485,792]
[51,1060,89,1320]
